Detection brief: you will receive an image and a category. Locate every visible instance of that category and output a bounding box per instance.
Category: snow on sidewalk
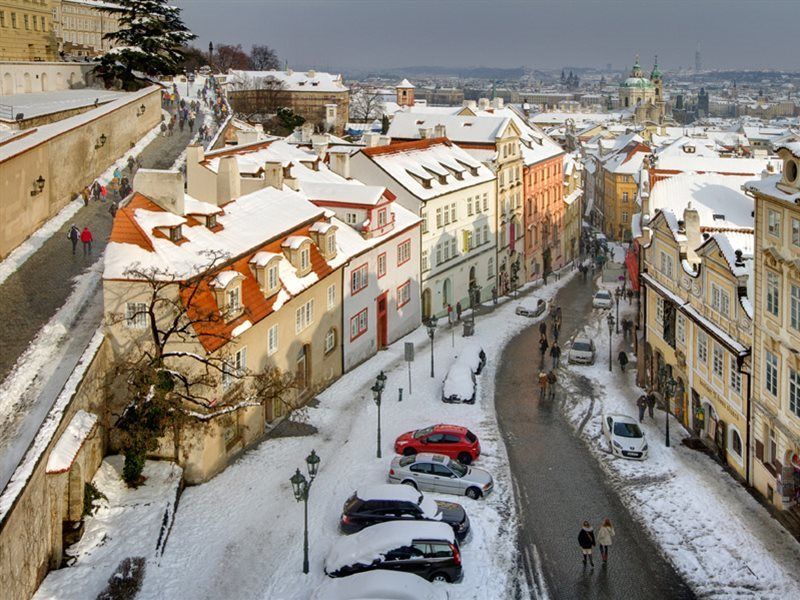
[560,297,800,599]
[33,457,183,600]
[128,272,578,600]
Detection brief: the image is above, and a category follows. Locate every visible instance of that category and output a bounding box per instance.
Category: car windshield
[466,431,477,443]
[399,455,417,467]
[613,421,643,438]
[413,426,435,439]
[596,291,611,299]
[572,341,592,352]
[448,459,468,477]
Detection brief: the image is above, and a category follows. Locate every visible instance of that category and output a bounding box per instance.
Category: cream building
[744,144,800,512]
[0,0,58,61]
[53,0,123,57]
[562,153,583,264]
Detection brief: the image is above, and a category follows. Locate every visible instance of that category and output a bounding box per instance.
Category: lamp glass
[371,382,382,403]
[306,450,320,478]
[290,468,306,501]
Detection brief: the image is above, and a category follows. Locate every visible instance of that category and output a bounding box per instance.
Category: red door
[376,293,388,349]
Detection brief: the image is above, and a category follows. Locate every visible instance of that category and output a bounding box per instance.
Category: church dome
[621,76,654,88]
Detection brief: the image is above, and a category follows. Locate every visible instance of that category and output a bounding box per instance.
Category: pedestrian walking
[618,350,628,372]
[646,390,657,420]
[446,304,453,325]
[547,370,557,400]
[538,371,548,400]
[492,286,498,305]
[597,518,615,563]
[539,336,549,365]
[80,187,90,207]
[550,342,561,369]
[552,323,560,342]
[456,301,462,321]
[109,201,118,218]
[67,224,80,255]
[539,320,547,336]
[636,394,647,422]
[578,521,596,568]
[168,118,175,136]
[80,226,93,255]
[99,184,107,202]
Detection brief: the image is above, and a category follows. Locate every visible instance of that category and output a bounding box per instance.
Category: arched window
[730,428,743,458]
[324,327,337,354]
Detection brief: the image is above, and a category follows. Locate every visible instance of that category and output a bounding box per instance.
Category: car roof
[428,423,467,435]
[413,453,450,463]
[595,290,612,296]
[356,484,421,503]
[573,337,593,344]
[608,413,638,424]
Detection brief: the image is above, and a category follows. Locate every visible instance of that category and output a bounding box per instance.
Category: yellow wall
[0,0,59,61]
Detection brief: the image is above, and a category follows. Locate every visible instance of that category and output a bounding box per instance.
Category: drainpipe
[745,360,752,485]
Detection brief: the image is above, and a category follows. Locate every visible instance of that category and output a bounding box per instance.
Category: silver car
[515,296,548,318]
[568,337,596,364]
[388,453,494,499]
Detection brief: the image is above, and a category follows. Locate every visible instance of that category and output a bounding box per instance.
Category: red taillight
[450,543,461,566]
[389,468,395,475]
[341,514,350,524]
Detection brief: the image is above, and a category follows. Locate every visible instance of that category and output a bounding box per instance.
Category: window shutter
[755,440,764,461]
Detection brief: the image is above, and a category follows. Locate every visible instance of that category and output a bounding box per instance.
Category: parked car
[311,570,450,600]
[442,363,476,404]
[394,424,481,465]
[592,290,613,309]
[568,337,596,365]
[324,521,463,583]
[457,342,486,375]
[388,453,494,499]
[339,484,470,541]
[602,414,648,460]
[515,296,548,318]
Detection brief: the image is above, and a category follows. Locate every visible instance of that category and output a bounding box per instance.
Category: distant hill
[340,65,527,80]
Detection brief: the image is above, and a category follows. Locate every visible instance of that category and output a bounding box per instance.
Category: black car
[340,484,470,541]
[325,521,463,583]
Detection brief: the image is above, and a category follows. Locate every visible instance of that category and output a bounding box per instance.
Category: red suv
[394,424,481,464]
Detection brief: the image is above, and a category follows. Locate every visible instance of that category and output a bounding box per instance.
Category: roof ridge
[362,137,451,156]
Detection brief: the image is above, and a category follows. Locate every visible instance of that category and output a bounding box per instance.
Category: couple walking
[68,225,93,256]
[578,518,615,568]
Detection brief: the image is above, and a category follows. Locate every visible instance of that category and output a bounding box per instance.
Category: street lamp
[425,315,438,378]
[606,313,615,372]
[658,366,677,447]
[614,288,622,334]
[372,378,384,459]
[289,449,321,574]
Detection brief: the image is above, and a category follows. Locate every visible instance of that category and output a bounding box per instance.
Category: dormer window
[169,225,182,242]
[227,287,241,313]
[326,234,336,256]
[267,263,279,291]
[206,214,217,229]
[300,246,310,271]
[377,209,387,227]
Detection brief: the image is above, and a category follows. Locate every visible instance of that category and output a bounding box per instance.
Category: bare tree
[349,85,385,124]
[214,44,252,72]
[250,45,280,71]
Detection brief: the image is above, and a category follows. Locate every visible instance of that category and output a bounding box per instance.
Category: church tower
[651,56,665,122]
[396,79,415,107]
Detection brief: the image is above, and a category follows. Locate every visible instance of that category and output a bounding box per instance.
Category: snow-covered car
[456,342,486,375]
[324,521,463,583]
[592,290,613,309]
[568,337,596,365]
[388,453,494,499]
[311,570,450,600]
[602,414,648,460]
[442,363,476,404]
[515,296,548,318]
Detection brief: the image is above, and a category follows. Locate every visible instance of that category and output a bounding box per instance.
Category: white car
[602,414,648,460]
[592,290,613,309]
[568,337,596,365]
[311,570,450,600]
[442,363,476,404]
[457,342,486,375]
[515,296,548,318]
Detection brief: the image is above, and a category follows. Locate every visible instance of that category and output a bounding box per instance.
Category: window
[765,350,778,396]
[350,309,368,340]
[467,198,474,216]
[346,212,358,225]
[267,324,278,356]
[324,328,336,354]
[222,347,247,390]
[267,264,279,291]
[711,284,730,316]
[488,257,495,278]
[450,203,456,223]
[295,300,314,334]
[730,429,743,459]
[0,12,4,28]
[729,358,742,393]
[483,194,488,211]
[767,209,781,237]
[125,302,147,329]
[421,250,429,271]
[659,251,673,278]
[435,244,442,266]
[791,284,800,331]
[11,13,16,28]
[169,226,182,242]
[655,297,664,325]
[676,314,685,344]
[766,271,780,317]
[435,207,443,228]
[792,218,800,247]
[327,284,336,310]
[227,287,241,313]
[462,230,472,253]
[697,331,708,365]
[299,247,310,271]
[326,234,336,256]
[397,240,411,265]
[622,192,629,203]
[397,280,411,308]
[790,368,800,418]
[712,343,724,379]
[421,212,428,234]
[351,264,368,294]
[23,14,29,29]
[377,209,387,227]
[449,238,457,259]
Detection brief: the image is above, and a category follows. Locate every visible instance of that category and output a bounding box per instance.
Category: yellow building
[0,0,58,61]
[744,144,800,513]
[600,136,651,241]
[53,0,123,57]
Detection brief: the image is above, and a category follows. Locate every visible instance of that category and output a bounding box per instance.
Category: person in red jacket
[80,226,93,256]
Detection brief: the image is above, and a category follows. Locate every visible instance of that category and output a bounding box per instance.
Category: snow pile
[45,410,98,474]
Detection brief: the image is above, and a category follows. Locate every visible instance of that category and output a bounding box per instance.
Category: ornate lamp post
[658,365,677,447]
[614,287,622,333]
[606,313,615,372]
[371,379,383,458]
[425,315,438,378]
[289,449,321,574]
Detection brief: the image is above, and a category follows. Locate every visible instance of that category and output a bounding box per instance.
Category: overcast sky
[174,0,797,72]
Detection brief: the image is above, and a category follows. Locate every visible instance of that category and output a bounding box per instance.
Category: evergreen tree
[560,69,566,85]
[95,0,196,89]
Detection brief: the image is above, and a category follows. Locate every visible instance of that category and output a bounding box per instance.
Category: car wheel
[466,486,482,500]
[430,572,450,583]
[401,479,418,490]
[457,452,472,465]
[402,447,417,457]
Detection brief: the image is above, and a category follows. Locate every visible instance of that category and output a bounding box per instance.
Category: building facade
[0,0,58,61]
[53,0,122,57]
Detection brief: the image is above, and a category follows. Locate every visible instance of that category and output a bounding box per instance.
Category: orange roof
[362,137,452,157]
[109,193,157,252]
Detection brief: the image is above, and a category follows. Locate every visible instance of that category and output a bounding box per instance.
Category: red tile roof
[362,137,452,156]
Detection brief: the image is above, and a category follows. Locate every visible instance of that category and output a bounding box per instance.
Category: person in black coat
[578,521,596,567]
[618,350,629,371]
[539,336,549,366]
[550,342,561,369]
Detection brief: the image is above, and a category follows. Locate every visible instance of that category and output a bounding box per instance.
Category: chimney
[186,144,204,165]
[286,68,293,76]
[311,133,329,157]
[329,150,351,179]
[683,202,702,261]
[490,97,504,109]
[478,98,490,110]
[133,169,185,215]
[363,132,380,147]
[433,124,446,138]
[264,160,284,189]
[306,69,316,78]
[301,122,314,143]
[378,135,391,146]
[216,156,241,204]
[418,127,433,139]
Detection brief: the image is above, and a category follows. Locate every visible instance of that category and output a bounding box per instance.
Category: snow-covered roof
[227,69,348,93]
[210,270,241,289]
[359,139,495,200]
[282,235,312,250]
[654,154,778,176]
[743,173,800,206]
[45,410,98,474]
[325,521,455,574]
[184,195,223,216]
[397,78,415,89]
[474,105,564,166]
[388,112,511,145]
[775,141,800,158]
[300,181,389,207]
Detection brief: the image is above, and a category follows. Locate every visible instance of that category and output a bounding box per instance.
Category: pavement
[495,272,695,599]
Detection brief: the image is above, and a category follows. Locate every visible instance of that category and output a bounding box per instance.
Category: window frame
[324,328,337,354]
[327,283,336,310]
[766,270,780,318]
[267,324,279,356]
[764,350,778,397]
[295,299,314,334]
[790,367,800,418]
[397,280,411,308]
[350,308,369,341]
[125,302,148,329]
[397,239,411,266]
[767,209,781,237]
[697,330,708,365]
[351,264,369,294]
[377,252,387,278]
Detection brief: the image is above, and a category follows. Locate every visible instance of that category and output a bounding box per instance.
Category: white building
[351,138,497,319]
